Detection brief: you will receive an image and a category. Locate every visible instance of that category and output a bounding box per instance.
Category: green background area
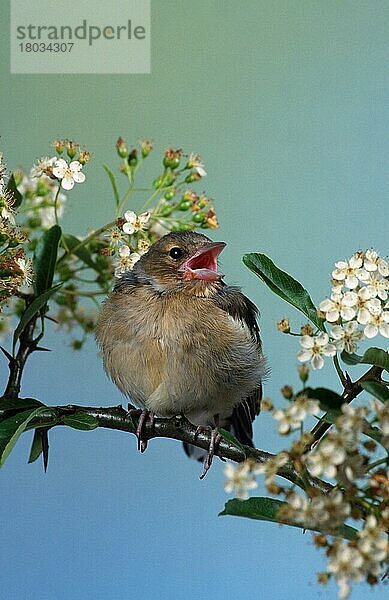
[1,2,388,599]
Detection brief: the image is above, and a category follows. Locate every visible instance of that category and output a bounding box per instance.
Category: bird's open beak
[179,241,226,282]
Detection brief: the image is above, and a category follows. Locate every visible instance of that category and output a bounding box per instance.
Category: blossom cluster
[318,514,388,599]
[223,460,259,499]
[279,489,351,532]
[16,139,90,236]
[224,365,388,599]
[0,138,219,348]
[0,152,32,308]
[296,250,389,370]
[103,139,218,279]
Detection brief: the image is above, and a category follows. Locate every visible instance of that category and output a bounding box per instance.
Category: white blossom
[319,292,356,323]
[0,152,5,196]
[365,272,389,301]
[281,490,350,531]
[297,333,336,370]
[363,311,389,339]
[336,404,368,449]
[30,156,56,178]
[332,255,364,289]
[327,542,364,598]
[122,210,150,235]
[343,287,382,324]
[52,159,86,190]
[186,153,206,176]
[364,249,389,276]
[273,396,320,434]
[15,257,33,286]
[306,433,346,479]
[330,321,364,353]
[254,452,288,488]
[224,461,258,499]
[114,246,141,277]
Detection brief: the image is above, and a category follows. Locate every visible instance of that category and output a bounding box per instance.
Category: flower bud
[53,139,65,155]
[298,364,309,383]
[177,223,195,231]
[66,140,78,159]
[277,318,290,333]
[128,149,138,167]
[153,173,176,189]
[164,187,176,201]
[192,212,206,223]
[153,175,163,189]
[267,483,283,495]
[78,150,91,165]
[163,148,182,169]
[313,534,327,548]
[140,139,153,158]
[71,339,83,350]
[260,397,273,411]
[161,205,175,217]
[185,171,201,183]
[205,208,218,229]
[116,137,128,159]
[363,440,376,453]
[281,385,293,400]
[300,323,314,336]
[178,200,191,211]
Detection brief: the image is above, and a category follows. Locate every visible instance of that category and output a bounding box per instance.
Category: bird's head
[132,231,226,294]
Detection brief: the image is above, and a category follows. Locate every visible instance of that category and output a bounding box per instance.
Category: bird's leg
[196,414,222,479]
[126,407,155,453]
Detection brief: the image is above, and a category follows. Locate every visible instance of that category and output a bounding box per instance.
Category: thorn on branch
[0,345,13,361]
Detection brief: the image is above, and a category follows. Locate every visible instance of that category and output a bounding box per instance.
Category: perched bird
[96,231,266,476]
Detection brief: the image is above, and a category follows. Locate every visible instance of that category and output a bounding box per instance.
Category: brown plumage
[95,231,266,473]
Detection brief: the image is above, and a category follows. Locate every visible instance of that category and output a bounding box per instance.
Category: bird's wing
[212,286,263,447]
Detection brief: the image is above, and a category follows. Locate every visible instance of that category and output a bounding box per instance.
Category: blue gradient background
[1,2,388,599]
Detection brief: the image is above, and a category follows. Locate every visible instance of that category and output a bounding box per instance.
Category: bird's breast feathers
[96,285,264,417]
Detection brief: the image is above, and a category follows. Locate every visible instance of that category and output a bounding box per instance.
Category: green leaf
[220,497,358,540]
[34,224,62,296]
[303,387,344,411]
[218,428,246,456]
[0,397,44,414]
[341,347,389,372]
[243,253,325,332]
[103,164,120,208]
[12,283,62,353]
[62,234,102,272]
[0,407,45,466]
[63,413,99,431]
[6,174,23,208]
[28,429,43,464]
[317,408,342,424]
[340,351,362,366]
[362,348,389,371]
[361,381,389,403]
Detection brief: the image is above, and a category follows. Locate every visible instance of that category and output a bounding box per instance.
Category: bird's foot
[195,425,221,479]
[126,407,155,453]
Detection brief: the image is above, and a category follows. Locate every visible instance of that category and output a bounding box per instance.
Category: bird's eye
[169,247,183,260]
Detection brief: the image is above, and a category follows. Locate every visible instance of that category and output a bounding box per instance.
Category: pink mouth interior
[181,242,226,282]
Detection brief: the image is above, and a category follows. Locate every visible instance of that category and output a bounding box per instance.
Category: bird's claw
[195,425,221,479]
[126,408,155,453]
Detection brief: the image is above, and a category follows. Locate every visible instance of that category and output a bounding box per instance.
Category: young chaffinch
[96,231,266,476]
